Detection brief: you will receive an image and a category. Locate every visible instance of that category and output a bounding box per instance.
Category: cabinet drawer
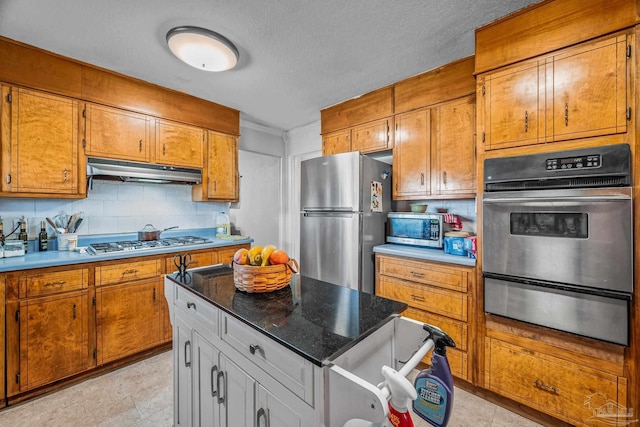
[174,285,218,337]
[486,338,625,425]
[221,313,314,405]
[21,269,88,298]
[404,308,467,351]
[377,256,468,293]
[378,275,467,321]
[96,259,161,286]
[165,252,213,273]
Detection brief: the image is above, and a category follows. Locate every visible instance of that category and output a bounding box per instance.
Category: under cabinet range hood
[86,157,202,185]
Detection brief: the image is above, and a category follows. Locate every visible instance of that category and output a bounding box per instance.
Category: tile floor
[0,351,542,427]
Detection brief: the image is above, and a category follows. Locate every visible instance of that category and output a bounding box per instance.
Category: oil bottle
[18,219,28,253]
[38,221,48,252]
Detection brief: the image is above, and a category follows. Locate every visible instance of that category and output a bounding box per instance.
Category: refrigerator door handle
[304,211,356,218]
[303,207,355,213]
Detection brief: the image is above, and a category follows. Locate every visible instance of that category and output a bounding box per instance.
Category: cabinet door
[206,131,238,201]
[432,96,476,195]
[352,118,391,153]
[96,279,161,364]
[173,312,193,427]
[85,103,150,162]
[256,384,304,427]
[219,354,255,427]
[550,34,629,141]
[393,108,430,199]
[18,292,89,391]
[483,61,545,150]
[5,87,79,194]
[322,129,351,156]
[193,332,221,427]
[156,119,204,168]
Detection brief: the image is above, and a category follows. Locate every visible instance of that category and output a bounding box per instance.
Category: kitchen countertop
[167,265,407,366]
[0,228,253,273]
[373,244,476,267]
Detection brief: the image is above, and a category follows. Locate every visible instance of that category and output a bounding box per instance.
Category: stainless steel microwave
[386,212,444,248]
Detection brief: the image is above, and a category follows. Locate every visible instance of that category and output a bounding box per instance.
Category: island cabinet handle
[410,271,424,278]
[122,269,138,276]
[187,302,196,310]
[44,280,66,287]
[211,365,218,397]
[257,408,270,427]
[249,344,261,355]
[533,379,558,395]
[217,371,225,404]
[184,341,191,367]
[411,294,425,302]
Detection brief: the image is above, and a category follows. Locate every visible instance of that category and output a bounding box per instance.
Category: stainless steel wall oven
[482,144,633,345]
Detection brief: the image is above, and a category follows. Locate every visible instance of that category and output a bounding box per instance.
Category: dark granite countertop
[167,265,407,367]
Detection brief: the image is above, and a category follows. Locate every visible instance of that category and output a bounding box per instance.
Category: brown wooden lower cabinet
[485,336,628,426]
[375,254,474,383]
[7,291,89,395]
[96,279,162,365]
[2,243,249,402]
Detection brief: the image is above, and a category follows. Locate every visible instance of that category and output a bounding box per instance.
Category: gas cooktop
[87,236,211,255]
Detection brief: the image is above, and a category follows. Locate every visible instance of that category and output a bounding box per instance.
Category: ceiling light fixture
[166,26,239,72]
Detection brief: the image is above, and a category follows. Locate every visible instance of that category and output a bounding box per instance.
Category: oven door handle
[482,272,632,300]
[482,195,630,203]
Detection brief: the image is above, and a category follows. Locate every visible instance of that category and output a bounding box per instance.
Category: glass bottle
[18,219,28,253]
[38,221,48,252]
[0,218,5,245]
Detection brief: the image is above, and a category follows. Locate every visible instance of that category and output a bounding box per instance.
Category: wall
[0,119,286,241]
[0,181,227,239]
[283,121,322,259]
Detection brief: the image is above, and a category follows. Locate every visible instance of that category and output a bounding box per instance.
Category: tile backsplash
[0,181,228,239]
[393,198,478,232]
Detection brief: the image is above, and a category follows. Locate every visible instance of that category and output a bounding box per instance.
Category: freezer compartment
[326,316,432,426]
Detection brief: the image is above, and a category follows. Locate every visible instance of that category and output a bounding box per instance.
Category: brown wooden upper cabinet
[192,130,239,202]
[320,87,394,156]
[322,129,351,156]
[84,103,151,163]
[393,108,431,199]
[1,85,83,196]
[394,95,475,200]
[155,119,204,168]
[478,31,631,150]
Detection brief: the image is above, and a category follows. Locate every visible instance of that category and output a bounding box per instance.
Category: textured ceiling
[0,0,539,132]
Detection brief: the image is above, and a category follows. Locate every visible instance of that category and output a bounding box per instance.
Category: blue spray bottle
[412,324,456,426]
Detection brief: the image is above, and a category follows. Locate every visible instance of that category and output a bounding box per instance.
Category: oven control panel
[546,154,601,170]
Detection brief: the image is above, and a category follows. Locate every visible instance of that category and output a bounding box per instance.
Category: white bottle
[215,212,230,237]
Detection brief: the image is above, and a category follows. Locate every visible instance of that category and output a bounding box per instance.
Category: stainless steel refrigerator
[300,151,392,293]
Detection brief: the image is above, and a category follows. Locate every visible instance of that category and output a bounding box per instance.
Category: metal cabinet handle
[211,365,218,397]
[139,140,142,152]
[564,103,569,126]
[187,302,196,310]
[257,408,270,427]
[63,169,68,182]
[184,340,191,367]
[410,271,424,278]
[420,173,424,185]
[72,303,77,319]
[44,280,66,287]
[163,144,166,155]
[217,370,225,404]
[122,269,138,275]
[249,344,261,355]
[533,379,558,394]
[411,294,425,302]
[442,171,447,185]
[524,111,529,132]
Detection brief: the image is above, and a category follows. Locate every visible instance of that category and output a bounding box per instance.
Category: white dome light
[166,26,239,72]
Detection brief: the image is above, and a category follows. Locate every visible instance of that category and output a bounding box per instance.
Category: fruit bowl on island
[232,246,299,293]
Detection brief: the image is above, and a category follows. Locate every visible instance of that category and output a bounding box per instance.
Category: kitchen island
[165,265,428,427]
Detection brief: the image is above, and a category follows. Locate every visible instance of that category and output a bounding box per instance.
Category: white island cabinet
[165,265,422,427]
